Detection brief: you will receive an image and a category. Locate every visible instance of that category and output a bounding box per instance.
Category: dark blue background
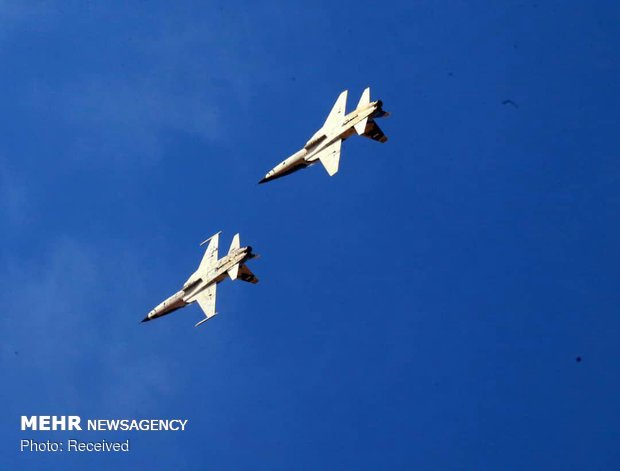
[1,1,619,469]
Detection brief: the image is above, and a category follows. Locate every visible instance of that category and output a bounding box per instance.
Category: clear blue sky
[1,1,619,469]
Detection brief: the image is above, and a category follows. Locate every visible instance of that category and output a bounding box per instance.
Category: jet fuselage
[144,246,255,321]
[260,100,386,183]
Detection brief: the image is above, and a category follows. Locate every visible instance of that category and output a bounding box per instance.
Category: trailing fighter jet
[259,87,389,183]
[142,232,259,327]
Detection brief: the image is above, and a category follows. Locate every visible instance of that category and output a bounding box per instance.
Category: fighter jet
[142,232,259,327]
[259,87,389,183]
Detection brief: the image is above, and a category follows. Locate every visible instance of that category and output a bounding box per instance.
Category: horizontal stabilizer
[354,117,368,135]
[361,120,388,143]
[317,139,342,176]
[228,263,239,280]
[238,263,259,284]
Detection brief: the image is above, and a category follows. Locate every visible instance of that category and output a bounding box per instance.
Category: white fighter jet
[142,232,259,327]
[259,87,389,183]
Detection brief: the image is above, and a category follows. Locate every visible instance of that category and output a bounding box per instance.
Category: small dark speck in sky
[576,356,582,363]
[502,99,519,108]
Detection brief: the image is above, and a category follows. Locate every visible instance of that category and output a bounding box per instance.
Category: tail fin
[228,233,240,255]
[354,87,371,135]
[356,87,370,109]
[227,233,241,280]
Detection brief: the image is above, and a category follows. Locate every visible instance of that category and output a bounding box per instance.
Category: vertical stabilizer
[356,87,370,109]
[354,88,371,134]
[227,233,241,280]
[228,233,240,255]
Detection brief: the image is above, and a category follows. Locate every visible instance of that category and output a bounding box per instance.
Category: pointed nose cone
[141,315,152,323]
[258,176,269,184]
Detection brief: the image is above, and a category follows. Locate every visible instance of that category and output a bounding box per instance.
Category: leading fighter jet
[259,87,389,183]
[142,232,259,327]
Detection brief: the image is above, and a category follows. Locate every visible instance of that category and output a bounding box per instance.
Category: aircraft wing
[317,139,342,176]
[194,284,217,327]
[198,232,219,273]
[237,263,259,284]
[323,90,348,128]
[361,120,388,143]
